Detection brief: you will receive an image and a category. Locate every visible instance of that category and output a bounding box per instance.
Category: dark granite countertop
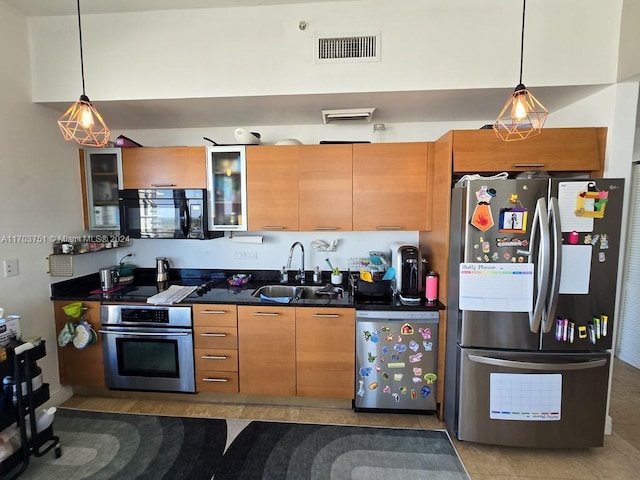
[50,268,444,311]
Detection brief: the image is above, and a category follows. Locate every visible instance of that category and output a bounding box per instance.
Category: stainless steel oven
[100,304,195,393]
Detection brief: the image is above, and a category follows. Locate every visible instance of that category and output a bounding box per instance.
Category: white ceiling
[6,0,629,130]
[3,0,347,16]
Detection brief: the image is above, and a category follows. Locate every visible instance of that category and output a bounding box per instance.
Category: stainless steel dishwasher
[355,310,439,412]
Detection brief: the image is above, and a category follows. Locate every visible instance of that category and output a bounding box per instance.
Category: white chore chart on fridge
[459,263,534,312]
[490,373,562,421]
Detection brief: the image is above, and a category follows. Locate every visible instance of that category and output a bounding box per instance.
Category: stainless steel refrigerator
[444,177,624,448]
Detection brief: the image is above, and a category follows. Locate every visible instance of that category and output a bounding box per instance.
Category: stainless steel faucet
[286,241,305,284]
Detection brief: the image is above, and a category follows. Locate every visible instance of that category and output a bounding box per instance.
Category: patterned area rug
[17,408,470,480]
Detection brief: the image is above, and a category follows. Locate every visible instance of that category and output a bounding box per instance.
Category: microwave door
[180,200,189,238]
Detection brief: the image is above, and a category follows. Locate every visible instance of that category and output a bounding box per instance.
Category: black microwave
[119,189,222,239]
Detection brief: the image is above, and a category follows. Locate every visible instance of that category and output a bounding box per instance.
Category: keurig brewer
[390,244,425,304]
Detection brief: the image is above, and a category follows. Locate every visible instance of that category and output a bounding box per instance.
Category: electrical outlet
[234,252,246,260]
[3,259,19,277]
[245,252,258,260]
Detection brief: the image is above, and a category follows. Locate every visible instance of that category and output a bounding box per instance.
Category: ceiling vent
[315,33,380,63]
[321,108,376,124]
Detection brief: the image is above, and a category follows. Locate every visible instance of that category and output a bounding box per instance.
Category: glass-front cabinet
[206,146,248,231]
[81,148,123,230]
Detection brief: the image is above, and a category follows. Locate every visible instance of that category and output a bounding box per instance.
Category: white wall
[0,1,121,402]
[28,0,621,104]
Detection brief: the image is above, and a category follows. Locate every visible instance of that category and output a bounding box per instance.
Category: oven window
[116,337,180,378]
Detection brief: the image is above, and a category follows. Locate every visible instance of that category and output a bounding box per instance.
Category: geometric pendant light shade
[493,0,548,142]
[57,0,110,147]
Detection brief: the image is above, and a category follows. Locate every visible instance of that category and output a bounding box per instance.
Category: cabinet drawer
[194,326,237,349]
[196,370,239,393]
[195,348,238,372]
[193,304,237,327]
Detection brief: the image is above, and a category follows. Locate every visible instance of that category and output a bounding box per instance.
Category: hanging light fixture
[57,0,110,147]
[493,0,548,142]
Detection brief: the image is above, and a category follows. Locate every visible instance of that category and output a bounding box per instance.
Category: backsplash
[115,231,419,273]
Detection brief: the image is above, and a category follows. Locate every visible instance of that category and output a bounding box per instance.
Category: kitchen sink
[252,284,344,300]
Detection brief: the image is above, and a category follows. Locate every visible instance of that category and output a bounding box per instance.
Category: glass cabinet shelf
[206,146,248,231]
[81,148,123,231]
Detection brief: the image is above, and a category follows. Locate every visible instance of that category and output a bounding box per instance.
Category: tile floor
[62,358,640,480]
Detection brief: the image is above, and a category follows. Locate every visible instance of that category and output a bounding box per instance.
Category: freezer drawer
[355,315,438,411]
[455,348,609,448]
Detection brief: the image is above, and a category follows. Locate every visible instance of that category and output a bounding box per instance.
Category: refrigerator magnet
[574,189,608,218]
[499,207,528,233]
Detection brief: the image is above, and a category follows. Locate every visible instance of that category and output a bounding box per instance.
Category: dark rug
[18,408,470,480]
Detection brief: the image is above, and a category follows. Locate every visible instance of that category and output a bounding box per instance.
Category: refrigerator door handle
[529,197,551,333]
[543,196,563,333]
[468,354,607,371]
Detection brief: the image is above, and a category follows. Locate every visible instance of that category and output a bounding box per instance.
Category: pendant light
[57,0,110,147]
[493,0,548,142]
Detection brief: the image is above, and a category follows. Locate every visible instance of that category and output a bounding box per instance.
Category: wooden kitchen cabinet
[353,142,431,231]
[121,146,206,189]
[193,304,239,394]
[53,300,104,387]
[295,307,355,399]
[298,144,353,231]
[237,305,296,396]
[246,145,299,231]
[451,127,605,176]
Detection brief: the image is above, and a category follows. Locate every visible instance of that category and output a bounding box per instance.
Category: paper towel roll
[230,235,263,244]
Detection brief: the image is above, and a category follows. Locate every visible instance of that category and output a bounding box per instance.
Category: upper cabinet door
[298,144,352,231]
[80,148,123,230]
[353,143,429,231]
[452,128,603,174]
[206,146,248,231]
[121,147,206,189]
[246,145,299,231]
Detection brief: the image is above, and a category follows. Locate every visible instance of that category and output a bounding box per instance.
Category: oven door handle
[99,329,191,337]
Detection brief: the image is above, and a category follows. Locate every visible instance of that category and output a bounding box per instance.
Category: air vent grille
[315,34,380,63]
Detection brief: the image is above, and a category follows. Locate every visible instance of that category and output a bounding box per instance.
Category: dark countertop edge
[50,269,445,311]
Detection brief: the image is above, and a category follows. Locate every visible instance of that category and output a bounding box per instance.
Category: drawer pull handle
[200,310,228,315]
[513,163,545,168]
[202,355,228,360]
[312,313,340,318]
[376,226,402,230]
[313,227,338,231]
[203,377,228,383]
[150,183,177,187]
[252,312,280,316]
[201,333,227,337]
[261,226,286,230]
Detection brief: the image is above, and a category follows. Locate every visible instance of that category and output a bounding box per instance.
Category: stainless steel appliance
[355,310,439,412]
[444,178,625,448]
[99,266,119,291]
[119,189,222,239]
[100,304,195,393]
[390,244,425,304]
[155,257,169,282]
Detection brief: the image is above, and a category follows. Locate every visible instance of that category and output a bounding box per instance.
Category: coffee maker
[390,244,424,304]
